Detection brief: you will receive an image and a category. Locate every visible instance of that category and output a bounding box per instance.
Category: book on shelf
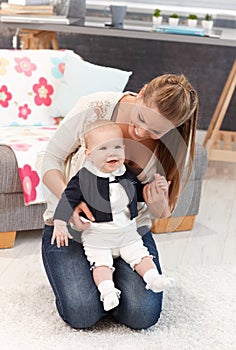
[0,14,78,25]
[0,3,54,15]
[1,3,53,10]
[155,25,205,37]
[8,0,50,5]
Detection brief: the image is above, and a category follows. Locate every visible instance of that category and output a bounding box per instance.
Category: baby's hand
[51,219,73,248]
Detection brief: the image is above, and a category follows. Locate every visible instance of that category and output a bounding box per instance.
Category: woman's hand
[143,173,171,218]
[51,219,73,248]
[70,201,95,231]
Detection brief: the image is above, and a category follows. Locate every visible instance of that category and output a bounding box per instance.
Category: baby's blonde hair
[83,119,123,149]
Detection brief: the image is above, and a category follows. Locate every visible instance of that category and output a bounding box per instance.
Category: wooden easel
[203,59,236,162]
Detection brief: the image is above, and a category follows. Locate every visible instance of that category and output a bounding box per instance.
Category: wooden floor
[0,131,235,287]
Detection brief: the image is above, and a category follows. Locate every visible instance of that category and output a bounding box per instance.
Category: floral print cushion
[0,125,57,204]
[0,49,67,126]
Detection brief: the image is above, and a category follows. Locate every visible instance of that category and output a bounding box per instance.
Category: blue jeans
[42,225,163,330]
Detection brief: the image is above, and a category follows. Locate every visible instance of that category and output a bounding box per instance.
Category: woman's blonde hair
[142,74,199,210]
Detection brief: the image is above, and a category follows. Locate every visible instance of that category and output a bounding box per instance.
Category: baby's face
[86,128,125,173]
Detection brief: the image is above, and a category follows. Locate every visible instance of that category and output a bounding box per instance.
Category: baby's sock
[98,280,121,311]
[143,268,175,293]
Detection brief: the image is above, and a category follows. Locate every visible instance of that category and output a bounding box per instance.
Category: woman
[38,73,198,330]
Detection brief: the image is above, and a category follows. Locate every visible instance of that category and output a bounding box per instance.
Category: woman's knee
[112,290,163,330]
[58,296,105,329]
[55,277,105,329]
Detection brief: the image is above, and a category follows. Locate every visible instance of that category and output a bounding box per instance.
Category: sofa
[0,49,207,249]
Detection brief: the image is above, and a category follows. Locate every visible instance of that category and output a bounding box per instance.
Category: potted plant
[202,14,214,31]
[187,14,198,27]
[168,13,179,26]
[152,8,163,30]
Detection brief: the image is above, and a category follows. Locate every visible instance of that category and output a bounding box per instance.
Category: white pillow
[51,51,132,117]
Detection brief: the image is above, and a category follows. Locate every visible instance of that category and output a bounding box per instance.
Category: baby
[52,120,173,311]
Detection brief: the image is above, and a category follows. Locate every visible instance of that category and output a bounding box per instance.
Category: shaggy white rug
[1,264,236,350]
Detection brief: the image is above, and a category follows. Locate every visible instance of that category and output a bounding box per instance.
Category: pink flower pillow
[0,49,67,126]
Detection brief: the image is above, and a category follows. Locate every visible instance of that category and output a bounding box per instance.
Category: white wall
[116,0,236,11]
[86,0,236,17]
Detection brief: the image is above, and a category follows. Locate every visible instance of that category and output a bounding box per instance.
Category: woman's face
[128,102,175,141]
